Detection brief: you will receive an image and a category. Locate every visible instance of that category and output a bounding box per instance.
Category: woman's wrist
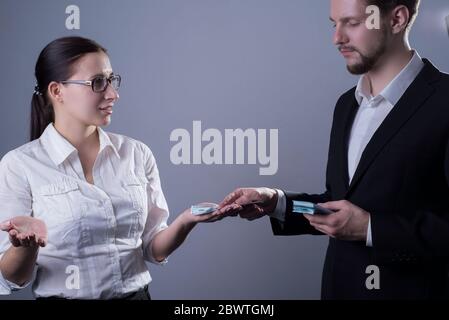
[179,209,198,229]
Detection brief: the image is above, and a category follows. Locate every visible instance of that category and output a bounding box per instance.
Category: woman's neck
[53,120,99,151]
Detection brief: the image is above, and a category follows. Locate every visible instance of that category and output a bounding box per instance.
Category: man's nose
[333,25,348,46]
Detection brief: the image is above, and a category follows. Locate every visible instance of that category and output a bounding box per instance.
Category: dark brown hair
[366,0,420,30]
[30,36,107,141]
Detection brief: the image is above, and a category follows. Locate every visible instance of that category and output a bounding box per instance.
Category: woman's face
[57,51,119,127]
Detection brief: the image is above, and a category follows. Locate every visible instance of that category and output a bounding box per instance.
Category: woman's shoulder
[1,139,42,163]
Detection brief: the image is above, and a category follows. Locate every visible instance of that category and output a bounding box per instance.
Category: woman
[0,36,237,299]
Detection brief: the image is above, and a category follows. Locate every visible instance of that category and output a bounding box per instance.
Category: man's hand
[303,200,370,241]
[0,216,47,248]
[216,187,278,221]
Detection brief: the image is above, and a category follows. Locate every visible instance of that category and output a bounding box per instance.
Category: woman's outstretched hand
[0,216,47,248]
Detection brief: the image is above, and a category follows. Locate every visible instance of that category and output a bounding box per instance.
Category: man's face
[330,0,390,74]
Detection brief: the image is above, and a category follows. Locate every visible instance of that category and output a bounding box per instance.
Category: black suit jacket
[271,59,449,299]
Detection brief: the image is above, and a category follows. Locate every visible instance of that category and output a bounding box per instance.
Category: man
[218,0,449,299]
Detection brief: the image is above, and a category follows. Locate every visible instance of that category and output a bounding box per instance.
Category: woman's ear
[47,81,64,104]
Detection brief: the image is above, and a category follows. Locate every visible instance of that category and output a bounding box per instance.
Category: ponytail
[30,89,54,141]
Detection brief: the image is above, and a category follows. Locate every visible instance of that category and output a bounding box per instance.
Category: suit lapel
[345,59,440,197]
[336,92,359,194]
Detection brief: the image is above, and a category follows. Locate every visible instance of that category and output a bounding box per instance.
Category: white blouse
[0,123,169,299]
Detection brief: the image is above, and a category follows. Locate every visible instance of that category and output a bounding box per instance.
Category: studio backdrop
[0,0,448,299]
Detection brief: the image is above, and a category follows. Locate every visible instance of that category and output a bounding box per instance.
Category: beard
[341,29,389,75]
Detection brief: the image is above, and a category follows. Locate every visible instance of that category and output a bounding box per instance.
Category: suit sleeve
[270,189,331,236]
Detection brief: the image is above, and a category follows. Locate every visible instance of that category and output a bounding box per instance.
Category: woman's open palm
[0,216,47,248]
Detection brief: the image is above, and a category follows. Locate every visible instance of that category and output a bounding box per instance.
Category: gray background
[0,0,448,300]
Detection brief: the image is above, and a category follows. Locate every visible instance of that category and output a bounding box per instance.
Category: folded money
[292,201,333,215]
[191,203,219,216]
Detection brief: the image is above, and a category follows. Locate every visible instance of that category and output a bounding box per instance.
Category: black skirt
[36,285,151,300]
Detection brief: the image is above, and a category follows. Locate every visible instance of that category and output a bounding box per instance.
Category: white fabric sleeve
[366,215,373,247]
[0,151,34,292]
[267,189,286,222]
[139,144,170,265]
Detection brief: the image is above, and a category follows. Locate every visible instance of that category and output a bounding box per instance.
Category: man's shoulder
[421,58,449,89]
[436,69,449,87]
[338,86,357,102]
[332,86,357,114]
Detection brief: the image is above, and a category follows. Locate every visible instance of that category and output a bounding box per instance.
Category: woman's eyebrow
[89,71,114,79]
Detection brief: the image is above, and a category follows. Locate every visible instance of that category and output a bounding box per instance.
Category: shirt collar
[354,50,424,106]
[40,123,77,166]
[40,123,120,167]
[97,126,120,160]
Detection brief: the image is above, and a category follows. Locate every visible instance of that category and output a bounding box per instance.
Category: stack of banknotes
[292,201,333,215]
[191,204,219,215]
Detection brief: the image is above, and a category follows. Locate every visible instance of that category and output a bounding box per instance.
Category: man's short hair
[366,0,421,31]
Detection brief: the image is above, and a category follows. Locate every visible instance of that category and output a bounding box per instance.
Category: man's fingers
[310,223,334,237]
[200,203,243,222]
[218,190,243,208]
[233,195,258,206]
[318,201,345,211]
[218,188,259,208]
[195,199,265,222]
[239,205,264,220]
[221,204,241,217]
[303,213,331,225]
[246,212,264,221]
[304,214,339,235]
[215,203,242,216]
[238,205,257,217]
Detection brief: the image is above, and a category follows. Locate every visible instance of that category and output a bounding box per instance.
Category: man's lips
[339,47,357,57]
